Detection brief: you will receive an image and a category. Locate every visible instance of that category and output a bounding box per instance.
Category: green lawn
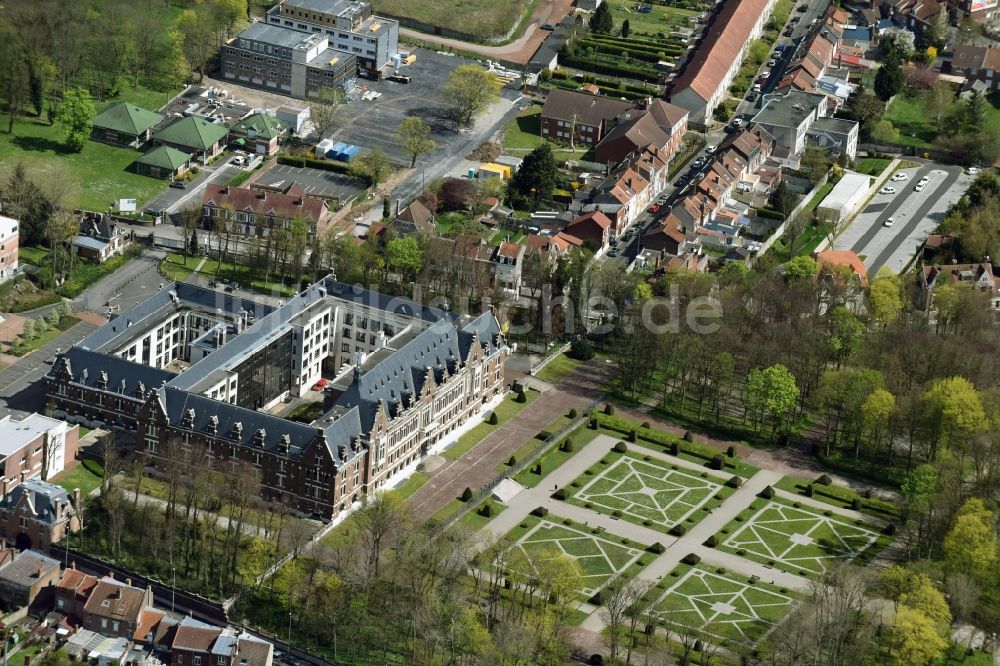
[715,497,884,578]
[7,315,79,357]
[884,90,1000,149]
[161,253,297,297]
[52,459,105,496]
[805,182,834,211]
[0,116,167,212]
[373,0,530,39]
[855,158,891,177]
[459,500,506,533]
[442,389,540,460]
[608,2,700,34]
[652,565,795,646]
[566,450,727,532]
[773,475,900,520]
[7,643,43,666]
[502,106,593,163]
[17,246,49,266]
[535,353,583,383]
[392,472,429,500]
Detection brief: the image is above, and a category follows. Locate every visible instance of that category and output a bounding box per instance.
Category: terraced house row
[44,280,509,518]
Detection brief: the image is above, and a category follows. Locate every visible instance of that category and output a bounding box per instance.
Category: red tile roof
[568,210,613,231]
[671,0,775,103]
[815,250,869,287]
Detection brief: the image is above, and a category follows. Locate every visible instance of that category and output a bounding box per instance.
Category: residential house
[91,103,163,149]
[201,184,333,237]
[276,106,310,134]
[54,565,99,620]
[153,117,229,164]
[565,211,612,251]
[594,100,689,165]
[389,200,435,236]
[814,250,869,287]
[170,617,273,666]
[0,413,77,497]
[806,116,859,159]
[75,212,130,263]
[134,146,193,181]
[752,90,829,156]
[0,215,18,284]
[228,112,287,156]
[668,0,780,127]
[946,0,1000,21]
[883,0,944,37]
[950,43,1000,91]
[493,242,526,293]
[720,126,775,173]
[81,575,154,639]
[919,261,1000,310]
[0,549,60,610]
[539,89,632,146]
[0,479,82,551]
[642,216,691,255]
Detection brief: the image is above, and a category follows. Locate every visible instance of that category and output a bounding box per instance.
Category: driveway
[143,158,240,217]
[833,163,968,274]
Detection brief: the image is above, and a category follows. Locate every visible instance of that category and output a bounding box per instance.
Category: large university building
[44,280,509,519]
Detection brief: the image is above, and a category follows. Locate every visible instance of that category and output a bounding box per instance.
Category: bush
[642,519,651,526]
[816,474,833,486]
[669,442,679,456]
[589,591,603,606]
[487,412,498,425]
[694,639,703,652]
[805,484,814,497]
[683,430,694,442]
[852,498,862,511]
[532,463,543,475]
[536,430,552,441]
[604,403,615,416]
[736,549,746,556]
[514,390,527,403]
[461,487,474,502]
[726,476,742,488]
[883,522,896,535]
[568,408,578,419]
[627,429,637,442]
[507,455,517,466]
[612,510,622,518]
[708,456,724,470]
[670,524,687,536]
[479,502,495,517]
[759,485,775,499]
[590,655,603,666]
[532,506,548,517]
[613,441,628,453]
[648,542,665,554]
[682,552,701,565]
[704,534,718,547]
[561,438,574,452]
[589,418,598,429]
[641,421,650,429]
[569,338,594,360]
[726,445,735,457]
[552,488,567,500]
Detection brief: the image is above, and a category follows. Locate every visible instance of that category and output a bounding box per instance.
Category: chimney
[126,578,132,586]
[107,571,114,580]
[71,561,76,570]
[37,564,44,578]
[221,186,229,195]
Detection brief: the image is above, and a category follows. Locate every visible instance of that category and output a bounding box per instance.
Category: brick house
[171,617,273,666]
[565,211,612,251]
[0,413,79,492]
[91,103,163,149]
[227,113,287,157]
[154,117,229,164]
[74,212,130,263]
[201,184,333,238]
[0,549,60,610]
[919,261,1000,310]
[0,479,83,551]
[594,100,689,165]
[81,575,153,639]
[539,89,632,146]
[951,43,1000,92]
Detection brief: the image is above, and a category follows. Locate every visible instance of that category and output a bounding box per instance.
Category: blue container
[329,142,348,160]
[341,145,360,162]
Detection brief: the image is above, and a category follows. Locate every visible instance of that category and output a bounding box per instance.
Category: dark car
[541,22,555,30]
[796,4,807,11]
[169,181,186,189]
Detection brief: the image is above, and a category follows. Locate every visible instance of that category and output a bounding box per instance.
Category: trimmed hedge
[613,441,628,453]
[816,474,833,486]
[604,404,615,416]
[561,438,574,452]
[552,488,567,500]
[648,542,666,554]
[460,487,474,502]
[682,553,701,565]
[726,476,742,488]
[670,524,686,536]
[568,408,578,419]
[276,153,357,177]
[487,412,498,425]
[708,456,724,470]
[704,534,718,547]
[532,506,548,517]
[479,502,495,517]
[759,485,775,499]
[558,53,661,83]
[507,455,517,466]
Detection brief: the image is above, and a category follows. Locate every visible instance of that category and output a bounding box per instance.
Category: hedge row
[577,39,677,64]
[558,54,661,83]
[582,34,685,53]
[548,80,651,102]
[594,412,731,466]
[277,153,358,178]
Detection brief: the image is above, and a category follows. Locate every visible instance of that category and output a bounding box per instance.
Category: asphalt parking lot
[255,164,367,202]
[326,48,521,165]
[832,163,969,275]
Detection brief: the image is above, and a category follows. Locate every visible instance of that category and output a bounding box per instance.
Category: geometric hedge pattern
[652,567,795,645]
[721,502,880,575]
[514,519,645,596]
[574,455,721,528]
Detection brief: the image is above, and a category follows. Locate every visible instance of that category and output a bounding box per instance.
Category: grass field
[17,246,50,266]
[502,105,593,163]
[805,182,834,211]
[442,389,539,460]
[570,452,722,530]
[506,516,648,596]
[52,459,105,496]
[608,2,701,35]
[160,253,298,297]
[718,499,880,577]
[885,90,1000,149]
[374,0,531,39]
[653,565,795,646]
[535,353,582,383]
[855,158,891,177]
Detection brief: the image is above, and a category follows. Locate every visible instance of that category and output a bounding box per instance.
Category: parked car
[648,203,661,214]
[915,183,926,192]
[797,4,807,11]
[891,172,908,181]
[311,378,330,392]
[879,186,896,194]
[968,166,982,175]
[541,22,555,30]
[753,83,762,93]
[607,249,619,257]
[767,59,777,67]
[883,217,895,227]
[169,181,186,189]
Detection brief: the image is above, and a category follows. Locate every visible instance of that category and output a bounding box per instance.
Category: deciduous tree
[442,64,501,127]
[55,87,95,152]
[396,116,436,168]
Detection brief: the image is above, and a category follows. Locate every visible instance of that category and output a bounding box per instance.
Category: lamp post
[287,611,293,654]
[171,566,176,612]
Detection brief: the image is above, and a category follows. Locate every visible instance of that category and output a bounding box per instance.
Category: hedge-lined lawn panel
[572,453,721,528]
[720,501,880,576]
[653,568,794,645]
[513,519,645,597]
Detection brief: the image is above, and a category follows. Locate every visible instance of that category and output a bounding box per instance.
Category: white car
[883,217,895,227]
[891,172,908,181]
[880,186,896,194]
[968,167,981,175]
[915,183,926,192]
[919,175,930,184]
[753,83,762,92]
